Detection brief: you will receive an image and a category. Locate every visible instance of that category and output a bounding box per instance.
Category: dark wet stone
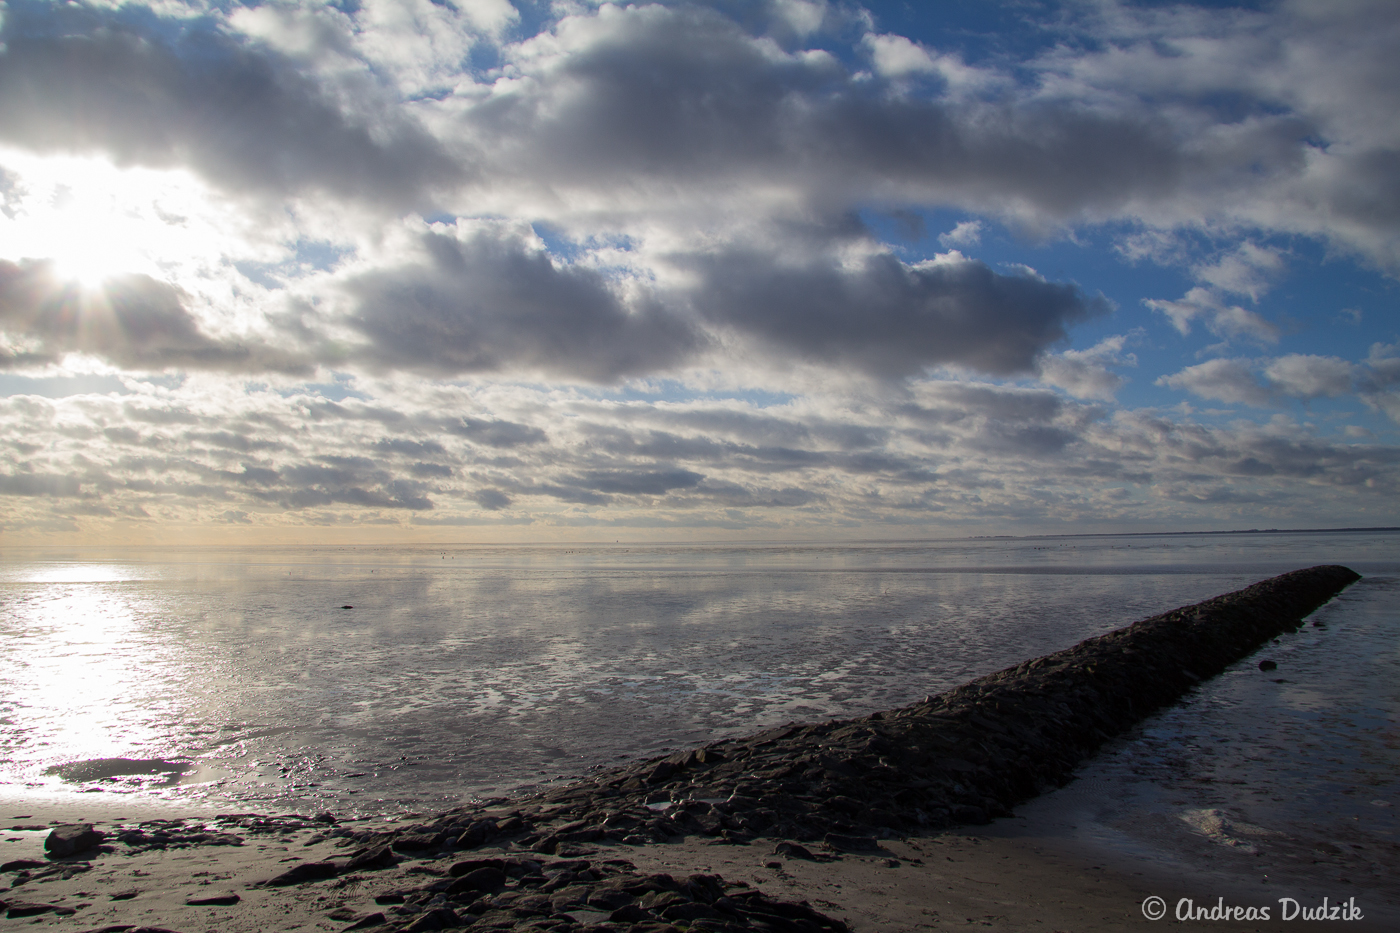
[771,842,816,861]
[822,833,879,853]
[950,805,989,825]
[1,858,45,871]
[610,904,655,922]
[45,823,104,857]
[448,858,506,878]
[261,861,339,886]
[392,833,442,852]
[345,845,398,872]
[185,892,240,906]
[493,815,526,836]
[1259,659,1278,671]
[403,907,461,931]
[446,866,507,896]
[454,820,492,849]
[661,901,724,922]
[586,888,634,910]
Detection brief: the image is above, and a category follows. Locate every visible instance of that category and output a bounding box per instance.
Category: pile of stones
[272,855,848,932]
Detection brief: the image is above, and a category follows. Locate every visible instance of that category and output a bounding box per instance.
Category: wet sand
[2,801,1396,932]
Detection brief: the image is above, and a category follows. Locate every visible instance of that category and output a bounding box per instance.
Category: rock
[1,859,45,871]
[446,866,507,896]
[44,823,104,857]
[951,804,990,824]
[111,888,141,900]
[454,820,493,848]
[823,833,879,852]
[345,912,388,929]
[772,841,816,860]
[587,887,635,910]
[493,815,526,835]
[261,861,339,886]
[344,844,397,872]
[447,857,505,877]
[185,892,241,906]
[1259,659,1278,671]
[403,907,461,931]
[6,901,59,918]
[610,903,654,923]
[391,832,441,852]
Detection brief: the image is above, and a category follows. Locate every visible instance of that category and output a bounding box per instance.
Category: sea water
[0,531,1396,822]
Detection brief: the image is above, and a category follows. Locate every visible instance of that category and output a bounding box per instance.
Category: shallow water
[0,530,1396,818]
[994,570,1400,916]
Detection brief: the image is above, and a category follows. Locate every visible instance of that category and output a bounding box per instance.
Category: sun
[0,149,227,293]
[43,189,150,290]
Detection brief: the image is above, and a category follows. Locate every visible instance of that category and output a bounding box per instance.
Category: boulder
[261,861,339,886]
[44,824,103,857]
[344,845,397,872]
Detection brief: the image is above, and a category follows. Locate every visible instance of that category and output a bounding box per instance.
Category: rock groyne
[384,564,1359,854]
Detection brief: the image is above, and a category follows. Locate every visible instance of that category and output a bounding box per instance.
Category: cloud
[1262,354,1357,398]
[455,2,1190,226]
[472,487,512,511]
[937,220,982,248]
[861,33,998,92]
[682,249,1109,377]
[1191,242,1287,301]
[1157,358,1272,406]
[1038,334,1137,401]
[0,260,307,373]
[345,224,701,382]
[1158,351,1399,418]
[0,2,462,209]
[1145,287,1280,344]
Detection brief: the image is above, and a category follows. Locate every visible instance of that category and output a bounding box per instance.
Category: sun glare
[0,149,229,292]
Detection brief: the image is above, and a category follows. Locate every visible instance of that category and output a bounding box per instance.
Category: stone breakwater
[373,565,1358,853]
[12,565,1358,932]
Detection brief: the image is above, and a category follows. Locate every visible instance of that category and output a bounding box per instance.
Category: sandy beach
[2,795,1396,933]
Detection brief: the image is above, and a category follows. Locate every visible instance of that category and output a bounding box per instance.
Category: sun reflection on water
[0,578,195,792]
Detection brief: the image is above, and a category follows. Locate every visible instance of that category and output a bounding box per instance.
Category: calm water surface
[0,531,1395,819]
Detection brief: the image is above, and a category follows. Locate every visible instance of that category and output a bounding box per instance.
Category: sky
[0,0,1397,545]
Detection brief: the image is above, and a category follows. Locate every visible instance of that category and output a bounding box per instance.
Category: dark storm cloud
[0,261,305,373]
[685,250,1107,376]
[346,229,701,381]
[0,2,461,207]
